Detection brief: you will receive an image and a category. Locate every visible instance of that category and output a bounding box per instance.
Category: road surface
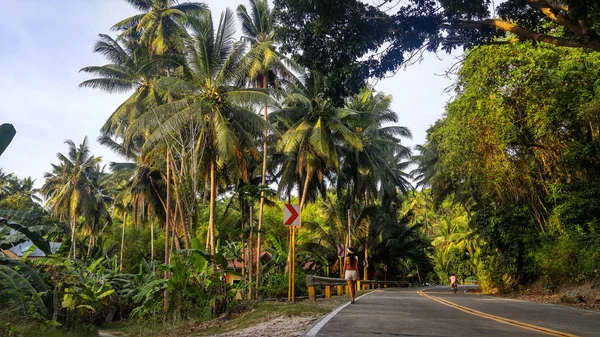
[304,286,600,337]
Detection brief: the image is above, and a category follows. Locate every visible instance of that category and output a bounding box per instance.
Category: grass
[0,317,96,337]
[102,291,367,337]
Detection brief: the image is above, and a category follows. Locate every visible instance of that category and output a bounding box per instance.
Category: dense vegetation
[416,43,600,291]
[1,0,599,336]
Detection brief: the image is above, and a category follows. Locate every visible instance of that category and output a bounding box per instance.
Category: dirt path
[210,315,320,337]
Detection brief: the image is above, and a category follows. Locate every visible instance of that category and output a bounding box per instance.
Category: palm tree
[338,89,412,279]
[132,9,273,255]
[237,0,297,297]
[341,88,412,204]
[100,135,167,263]
[112,0,206,56]
[273,71,363,210]
[41,137,103,258]
[411,126,469,210]
[0,169,16,199]
[80,34,164,146]
[365,210,428,280]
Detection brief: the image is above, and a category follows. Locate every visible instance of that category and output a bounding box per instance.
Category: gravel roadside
[211,314,320,337]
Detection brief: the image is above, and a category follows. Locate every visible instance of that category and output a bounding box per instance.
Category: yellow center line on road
[416,290,579,337]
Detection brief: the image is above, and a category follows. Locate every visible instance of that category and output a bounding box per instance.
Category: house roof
[7,241,62,257]
[1,227,61,258]
[303,261,317,271]
[227,251,273,270]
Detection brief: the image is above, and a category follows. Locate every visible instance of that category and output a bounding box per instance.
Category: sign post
[337,244,344,278]
[284,204,300,301]
[384,265,388,282]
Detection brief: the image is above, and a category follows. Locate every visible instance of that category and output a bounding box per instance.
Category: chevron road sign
[284,204,300,226]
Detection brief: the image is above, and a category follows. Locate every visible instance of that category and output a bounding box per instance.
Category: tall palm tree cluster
[40,0,414,297]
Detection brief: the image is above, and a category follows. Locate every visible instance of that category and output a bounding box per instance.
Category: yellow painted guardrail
[306,275,408,301]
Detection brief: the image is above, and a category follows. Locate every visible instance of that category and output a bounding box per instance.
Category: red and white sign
[337,244,344,257]
[284,204,301,226]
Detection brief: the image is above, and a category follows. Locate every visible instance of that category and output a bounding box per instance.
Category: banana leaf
[0,123,16,157]
[0,264,49,318]
[0,217,51,255]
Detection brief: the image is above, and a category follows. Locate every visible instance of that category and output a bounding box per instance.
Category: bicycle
[450,283,458,294]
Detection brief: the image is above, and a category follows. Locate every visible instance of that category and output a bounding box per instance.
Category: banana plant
[131,240,230,320]
[0,257,50,318]
[0,215,53,319]
[0,214,52,255]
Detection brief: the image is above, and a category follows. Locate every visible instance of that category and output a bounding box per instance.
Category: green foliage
[0,316,94,337]
[533,233,600,286]
[415,42,600,290]
[275,0,600,101]
[130,250,234,321]
[0,216,52,255]
[0,264,49,318]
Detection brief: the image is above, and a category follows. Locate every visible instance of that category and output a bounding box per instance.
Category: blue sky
[0,0,456,187]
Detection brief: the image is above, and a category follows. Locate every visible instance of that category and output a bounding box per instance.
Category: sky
[0,0,457,187]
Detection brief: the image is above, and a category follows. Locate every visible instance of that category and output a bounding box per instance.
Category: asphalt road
[304,286,600,337]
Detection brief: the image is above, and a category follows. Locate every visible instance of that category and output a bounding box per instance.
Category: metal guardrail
[306,275,409,301]
[306,275,347,301]
[464,279,478,285]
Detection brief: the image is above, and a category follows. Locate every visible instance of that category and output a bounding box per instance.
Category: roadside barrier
[464,279,478,285]
[305,275,408,301]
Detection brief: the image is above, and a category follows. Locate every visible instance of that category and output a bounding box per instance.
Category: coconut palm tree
[100,135,167,263]
[41,137,103,258]
[112,0,206,56]
[79,34,165,146]
[0,169,16,199]
[131,9,274,255]
[341,88,412,205]
[338,89,413,278]
[237,0,298,296]
[273,71,363,210]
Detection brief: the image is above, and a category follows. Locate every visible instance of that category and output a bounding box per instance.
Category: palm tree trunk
[169,156,191,249]
[151,220,155,261]
[172,206,182,251]
[164,149,171,312]
[87,233,94,258]
[240,197,246,280]
[209,158,216,256]
[120,212,126,271]
[70,216,76,259]
[364,184,370,280]
[247,203,254,300]
[299,171,311,211]
[256,75,269,298]
[364,238,369,281]
[166,149,171,264]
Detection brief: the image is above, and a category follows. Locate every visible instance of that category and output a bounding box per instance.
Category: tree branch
[545,0,569,11]
[442,19,600,52]
[527,0,582,36]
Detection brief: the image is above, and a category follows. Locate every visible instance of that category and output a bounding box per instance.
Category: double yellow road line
[416,290,579,337]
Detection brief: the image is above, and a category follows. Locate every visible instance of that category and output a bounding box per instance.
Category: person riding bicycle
[449,275,457,288]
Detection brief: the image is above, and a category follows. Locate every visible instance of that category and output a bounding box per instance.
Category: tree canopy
[275,0,600,100]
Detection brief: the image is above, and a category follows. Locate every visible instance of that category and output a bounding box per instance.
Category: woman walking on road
[344,248,359,303]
